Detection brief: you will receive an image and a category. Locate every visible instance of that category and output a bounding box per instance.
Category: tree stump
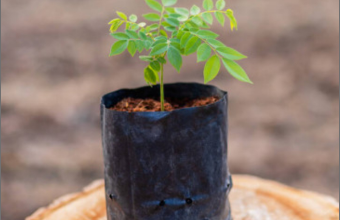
[26,175,339,220]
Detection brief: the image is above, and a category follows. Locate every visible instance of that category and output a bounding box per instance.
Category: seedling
[109,0,252,111]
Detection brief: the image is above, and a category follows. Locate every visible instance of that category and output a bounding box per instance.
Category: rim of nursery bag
[101,82,227,113]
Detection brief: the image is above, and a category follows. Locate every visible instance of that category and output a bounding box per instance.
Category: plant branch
[157,6,165,35]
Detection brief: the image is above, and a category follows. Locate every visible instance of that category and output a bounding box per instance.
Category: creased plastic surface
[101,83,232,220]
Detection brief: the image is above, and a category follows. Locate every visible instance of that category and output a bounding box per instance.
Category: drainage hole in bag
[109,194,117,200]
[159,200,166,207]
[185,198,193,205]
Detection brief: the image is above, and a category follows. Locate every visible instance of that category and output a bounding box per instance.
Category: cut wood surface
[26,175,339,220]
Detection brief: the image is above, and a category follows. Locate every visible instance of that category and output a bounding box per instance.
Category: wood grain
[26,175,339,220]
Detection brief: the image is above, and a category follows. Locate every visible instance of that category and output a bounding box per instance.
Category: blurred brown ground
[1,0,339,219]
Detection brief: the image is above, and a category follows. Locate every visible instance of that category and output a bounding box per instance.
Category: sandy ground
[1,0,339,219]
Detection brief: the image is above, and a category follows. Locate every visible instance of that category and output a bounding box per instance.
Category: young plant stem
[157,6,165,35]
[160,62,165,111]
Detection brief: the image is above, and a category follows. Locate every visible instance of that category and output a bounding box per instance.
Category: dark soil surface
[111,96,220,112]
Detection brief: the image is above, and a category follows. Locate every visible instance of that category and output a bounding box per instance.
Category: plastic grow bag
[101,83,232,220]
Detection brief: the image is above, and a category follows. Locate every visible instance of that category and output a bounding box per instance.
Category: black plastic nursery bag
[101,83,232,220]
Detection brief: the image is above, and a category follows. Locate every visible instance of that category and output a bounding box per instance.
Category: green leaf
[108,18,120,25]
[127,41,137,57]
[185,23,195,28]
[138,31,147,40]
[202,13,213,25]
[216,46,247,60]
[162,0,177,6]
[168,46,182,72]
[144,67,159,85]
[144,39,153,50]
[164,26,177,32]
[190,5,201,15]
[170,38,180,49]
[150,61,161,71]
[152,38,167,47]
[130,23,140,31]
[185,36,201,55]
[125,30,139,39]
[139,55,154,61]
[180,32,192,48]
[157,57,167,64]
[207,39,225,48]
[129,14,138,22]
[161,21,171,27]
[110,40,129,56]
[204,55,221,83]
[170,12,187,21]
[216,0,226,10]
[110,32,130,40]
[165,17,180,27]
[215,12,225,26]
[143,13,161,21]
[197,43,211,62]
[201,20,211,28]
[176,30,185,40]
[155,36,168,41]
[203,0,214,10]
[175,8,189,17]
[136,40,145,53]
[170,38,180,43]
[182,35,193,49]
[160,29,168,37]
[110,21,124,33]
[116,11,127,20]
[191,17,204,26]
[177,15,188,22]
[189,27,199,33]
[196,30,219,39]
[145,0,163,12]
[226,9,238,31]
[169,13,182,18]
[170,41,181,51]
[165,7,176,13]
[222,58,252,83]
[148,23,159,30]
[150,43,168,56]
